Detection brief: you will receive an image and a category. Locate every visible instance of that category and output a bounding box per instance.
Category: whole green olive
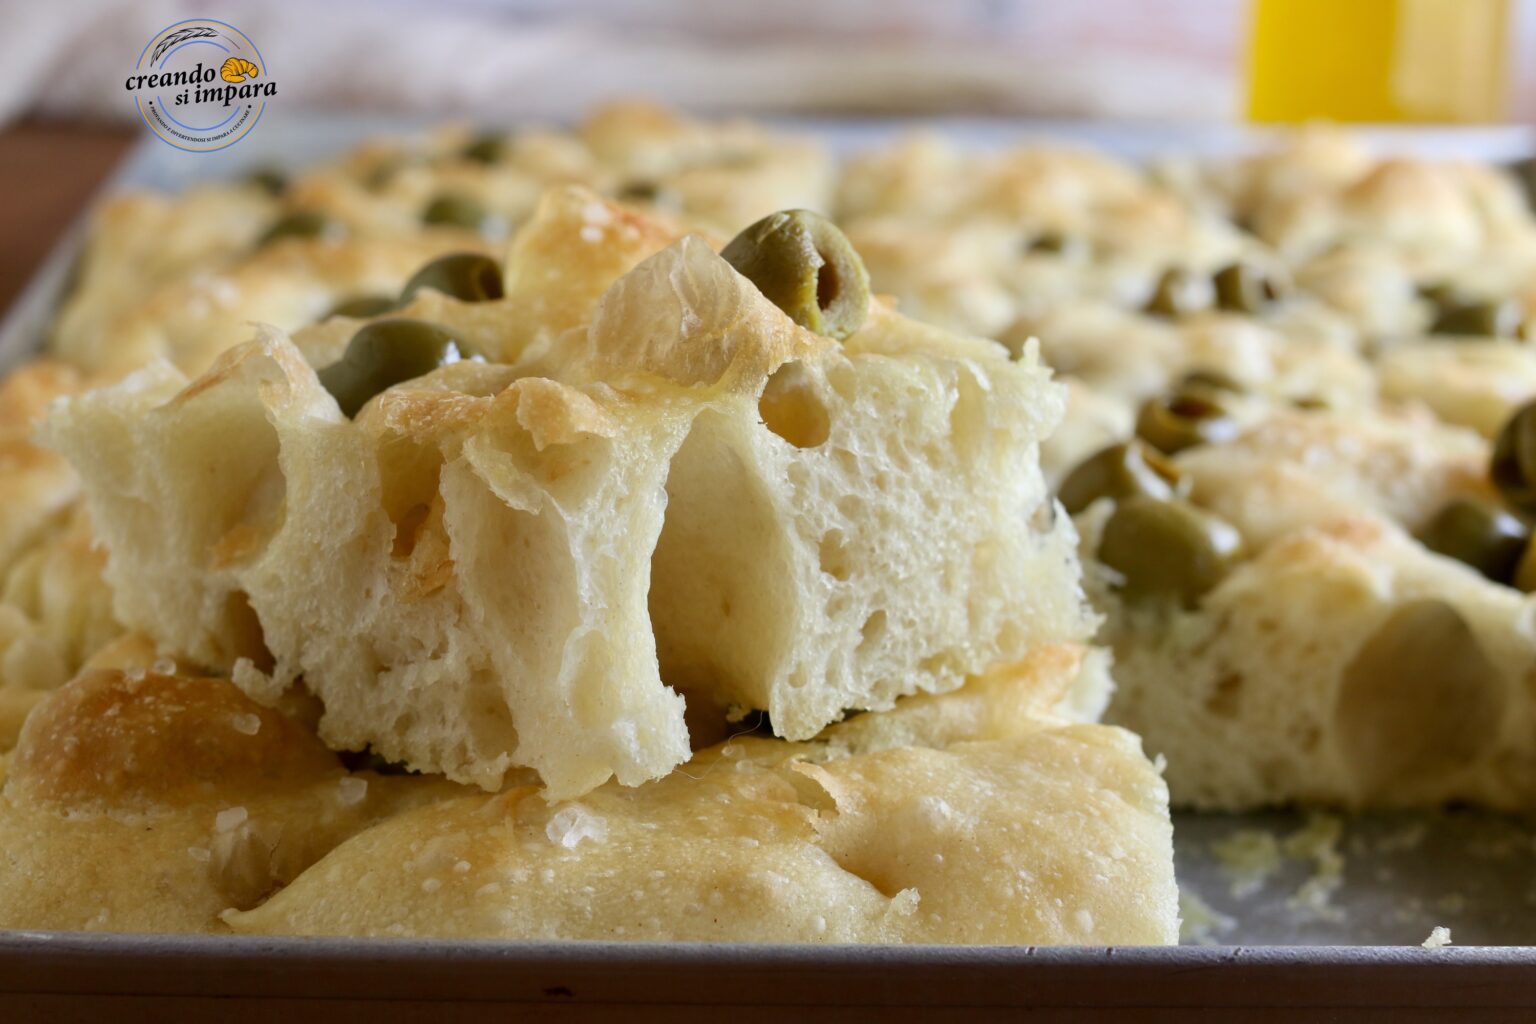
[720,209,871,341]
[1337,598,1502,798]
[1430,298,1526,338]
[1492,400,1536,513]
[1057,440,1186,514]
[422,193,489,231]
[1416,497,1531,584]
[1135,389,1240,455]
[400,252,505,304]
[1213,261,1285,314]
[462,131,510,165]
[1145,268,1213,318]
[318,318,473,418]
[1098,496,1243,607]
[257,210,335,248]
[245,166,288,197]
[324,294,399,321]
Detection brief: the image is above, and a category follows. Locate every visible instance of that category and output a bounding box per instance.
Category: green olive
[720,209,871,341]
[245,166,288,197]
[400,252,505,304]
[1417,281,1466,307]
[1416,497,1530,584]
[616,180,661,203]
[1337,598,1502,798]
[324,294,399,321]
[257,211,334,247]
[1135,389,1240,455]
[1492,401,1536,513]
[1057,440,1186,514]
[422,193,489,231]
[1430,298,1525,338]
[1213,261,1285,314]
[1098,496,1242,607]
[1145,268,1212,318]
[1179,368,1246,395]
[462,131,510,165]
[317,318,473,418]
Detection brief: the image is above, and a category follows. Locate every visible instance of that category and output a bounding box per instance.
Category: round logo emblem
[128,19,275,152]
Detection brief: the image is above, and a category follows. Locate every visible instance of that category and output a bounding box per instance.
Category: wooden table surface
[0,120,136,316]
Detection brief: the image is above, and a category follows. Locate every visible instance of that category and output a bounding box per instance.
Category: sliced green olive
[462,131,510,165]
[1145,268,1212,318]
[1213,261,1285,314]
[318,318,472,418]
[245,166,288,197]
[324,294,399,321]
[1492,401,1536,513]
[1135,389,1240,455]
[1057,440,1186,514]
[1430,298,1525,338]
[422,193,489,231]
[720,209,870,341]
[1098,496,1242,607]
[400,252,505,304]
[257,210,334,247]
[1416,497,1530,584]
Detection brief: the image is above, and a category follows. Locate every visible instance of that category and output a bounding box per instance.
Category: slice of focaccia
[48,215,1091,799]
[224,645,1177,944]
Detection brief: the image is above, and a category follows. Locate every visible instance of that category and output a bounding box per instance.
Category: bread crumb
[1422,926,1452,949]
[1283,814,1346,922]
[215,806,248,833]
[545,806,608,849]
[1211,829,1283,899]
[1178,888,1236,945]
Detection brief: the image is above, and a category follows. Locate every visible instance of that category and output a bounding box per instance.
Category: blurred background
[1,0,1534,310]
[0,0,1533,126]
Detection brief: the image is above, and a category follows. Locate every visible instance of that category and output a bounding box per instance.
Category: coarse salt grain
[215,807,248,833]
[337,777,369,806]
[231,713,262,736]
[152,658,177,675]
[545,806,608,849]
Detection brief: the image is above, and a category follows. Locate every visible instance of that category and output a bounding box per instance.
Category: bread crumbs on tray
[1422,926,1453,949]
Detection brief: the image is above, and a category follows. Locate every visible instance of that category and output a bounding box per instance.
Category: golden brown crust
[8,669,338,809]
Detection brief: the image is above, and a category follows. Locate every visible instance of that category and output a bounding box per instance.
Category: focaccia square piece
[47,203,1092,799]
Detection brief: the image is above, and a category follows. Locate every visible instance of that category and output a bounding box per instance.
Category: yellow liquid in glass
[1247,0,1509,123]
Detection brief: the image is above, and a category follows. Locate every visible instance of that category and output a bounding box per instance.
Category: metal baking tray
[3,115,1536,1019]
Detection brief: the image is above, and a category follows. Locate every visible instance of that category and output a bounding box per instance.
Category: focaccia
[47,207,1092,799]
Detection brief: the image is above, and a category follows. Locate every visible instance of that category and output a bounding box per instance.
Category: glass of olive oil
[1247,0,1510,122]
